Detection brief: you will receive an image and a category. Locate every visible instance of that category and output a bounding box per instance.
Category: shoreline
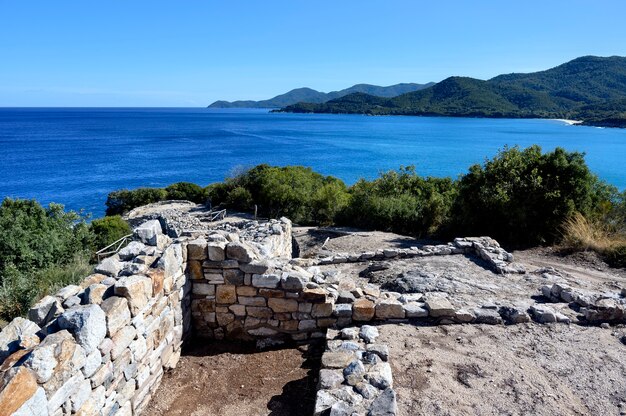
[552,118,583,125]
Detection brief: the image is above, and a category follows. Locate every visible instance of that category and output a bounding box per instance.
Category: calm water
[1,108,625,217]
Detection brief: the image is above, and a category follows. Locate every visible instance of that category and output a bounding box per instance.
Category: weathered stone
[303,288,328,302]
[530,304,557,324]
[55,285,81,301]
[375,301,405,319]
[240,260,270,274]
[454,309,475,323]
[207,242,227,262]
[158,243,183,278]
[337,291,356,304]
[114,275,151,316]
[94,256,124,277]
[425,296,455,318]
[100,296,131,337]
[12,386,47,416]
[110,326,136,360]
[224,268,245,285]
[334,304,353,318]
[298,319,317,331]
[281,273,308,291]
[248,327,278,337]
[500,305,531,324]
[367,362,393,389]
[0,317,40,363]
[58,304,107,354]
[187,238,208,260]
[192,283,215,296]
[321,351,354,369]
[187,260,203,279]
[403,303,428,318]
[134,220,162,246]
[315,390,338,415]
[28,295,63,327]
[367,344,389,361]
[47,372,85,413]
[359,325,379,343]
[369,387,397,416]
[319,369,344,389]
[238,296,266,306]
[216,285,237,304]
[91,361,114,389]
[85,283,111,305]
[312,302,334,318]
[71,377,92,412]
[268,297,298,312]
[229,304,247,316]
[226,242,255,263]
[252,273,281,288]
[473,308,503,325]
[341,328,359,340]
[352,298,375,321]
[355,382,378,400]
[147,268,165,296]
[118,241,146,261]
[0,366,40,416]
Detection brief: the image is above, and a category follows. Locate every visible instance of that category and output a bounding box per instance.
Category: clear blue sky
[1,0,625,106]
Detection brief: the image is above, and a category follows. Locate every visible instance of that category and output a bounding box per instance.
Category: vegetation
[105,182,208,215]
[280,56,626,127]
[0,198,131,321]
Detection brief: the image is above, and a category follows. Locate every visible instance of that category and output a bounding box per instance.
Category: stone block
[247,307,273,319]
[187,238,208,260]
[216,285,237,304]
[147,268,165,297]
[94,256,124,277]
[28,295,63,327]
[0,366,40,416]
[187,260,203,279]
[100,296,131,337]
[192,283,215,296]
[353,298,375,321]
[114,275,151,316]
[110,326,136,360]
[240,260,270,274]
[134,220,162,246]
[0,317,40,363]
[424,296,455,318]
[268,298,298,313]
[226,242,255,263]
[207,243,226,261]
[302,288,327,302]
[312,302,334,318]
[238,296,266,306]
[58,304,107,354]
[252,274,280,288]
[224,268,244,285]
[237,286,257,296]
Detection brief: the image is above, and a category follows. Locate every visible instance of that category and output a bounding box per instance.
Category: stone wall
[0,220,189,416]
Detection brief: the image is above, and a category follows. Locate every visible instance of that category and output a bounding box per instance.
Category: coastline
[552,118,583,125]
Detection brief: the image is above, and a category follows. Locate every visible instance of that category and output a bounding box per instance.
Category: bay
[0,107,624,217]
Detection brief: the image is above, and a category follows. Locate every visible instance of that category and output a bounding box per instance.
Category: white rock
[58,304,107,354]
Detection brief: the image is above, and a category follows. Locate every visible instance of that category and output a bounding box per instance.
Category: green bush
[90,215,132,251]
[452,145,611,246]
[105,187,167,216]
[165,182,207,203]
[225,186,253,210]
[0,198,93,320]
[338,167,457,237]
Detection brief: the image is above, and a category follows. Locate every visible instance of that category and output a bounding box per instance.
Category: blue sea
[1,108,625,217]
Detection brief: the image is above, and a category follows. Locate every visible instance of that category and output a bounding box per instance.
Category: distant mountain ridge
[207,82,435,108]
[279,56,626,127]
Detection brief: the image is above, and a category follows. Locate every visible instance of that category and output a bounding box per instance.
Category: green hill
[280,56,626,127]
[207,83,434,108]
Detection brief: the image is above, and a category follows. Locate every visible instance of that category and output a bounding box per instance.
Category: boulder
[226,242,256,263]
[100,296,131,337]
[0,317,40,363]
[28,295,63,327]
[368,387,397,416]
[0,366,41,416]
[58,304,107,354]
[118,241,147,261]
[94,256,124,277]
[114,275,151,316]
[134,220,162,246]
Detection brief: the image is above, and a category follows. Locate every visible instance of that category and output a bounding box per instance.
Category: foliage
[165,182,207,203]
[452,146,611,246]
[90,215,132,251]
[105,187,167,216]
[0,198,93,320]
[338,167,457,237]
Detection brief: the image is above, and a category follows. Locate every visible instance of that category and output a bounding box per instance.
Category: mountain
[207,83,434,108]
[280,56,626,127]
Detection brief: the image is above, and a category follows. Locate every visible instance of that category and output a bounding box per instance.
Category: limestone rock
[114,275,151,316]
[319,369,344,389]
[0,366,44,416]
[359,325,379,343]
[28,295,63,327]
[368,387,397,416]
[134,220,162,246]
[353,298,375,321]
[158,243,183,278]
[425,296,455,318]
[252,273,281,288]
[24,330,77,384]
[94,256,124,277]
[0,317,40,363]
[403,303,428,318]
[12,386,48,416]
[118,241,147,261]
[187,238,208,260]
[375,300,405,319]
[321,351,354,369]
[100,296,131,337]
[58,304,107,354]
[473,308,503,325]
[226,242,255,263]
[530,304,557,323]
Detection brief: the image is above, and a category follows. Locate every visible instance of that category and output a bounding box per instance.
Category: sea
[1,108,625,218]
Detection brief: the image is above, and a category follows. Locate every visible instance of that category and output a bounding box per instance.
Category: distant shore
[552,119,583,125]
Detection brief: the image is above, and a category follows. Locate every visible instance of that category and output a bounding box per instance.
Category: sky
[1,0,625,107]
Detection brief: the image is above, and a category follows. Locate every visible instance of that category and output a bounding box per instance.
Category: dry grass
[561,212,623,251]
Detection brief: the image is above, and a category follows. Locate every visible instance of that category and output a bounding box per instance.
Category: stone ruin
[1,212,625,415]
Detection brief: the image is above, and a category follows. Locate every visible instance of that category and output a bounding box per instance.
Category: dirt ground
[378,323,626,416]
[144,340,322,416]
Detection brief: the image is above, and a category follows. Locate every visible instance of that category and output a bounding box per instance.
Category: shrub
[225,186,253,210]
[452,145,610,246]
[165,182,207,203]
[338,167,457,237]
[90,215,132,251]
[105,188,167,216]
[0,198,93,320]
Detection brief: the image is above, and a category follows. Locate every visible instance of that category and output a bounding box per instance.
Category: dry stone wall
[0,220,189,416]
